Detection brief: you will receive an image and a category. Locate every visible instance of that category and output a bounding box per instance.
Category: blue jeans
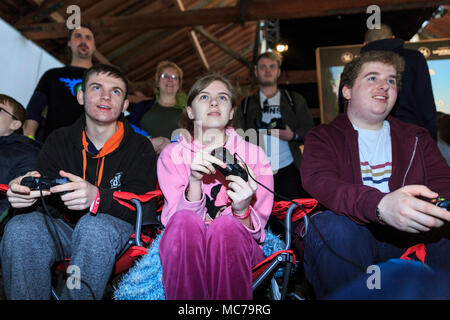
[0,211,133,300]
[303,211,450,299]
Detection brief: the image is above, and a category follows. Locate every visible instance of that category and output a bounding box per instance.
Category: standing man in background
[361,23,437,141]
[236,51,314,201]
[24,25,96,141]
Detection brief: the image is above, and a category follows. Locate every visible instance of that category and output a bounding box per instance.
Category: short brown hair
[255,51,282,68]
[178,73,238,135]
[0,94,26,124]
[340,50,405,109]
[364,24,393,43]
[82,63,128,99]
[67,25,95,63]
[154,60,183,94]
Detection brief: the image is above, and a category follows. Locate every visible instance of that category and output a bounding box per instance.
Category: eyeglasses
[160,73,179,80]
[0,105,17,120]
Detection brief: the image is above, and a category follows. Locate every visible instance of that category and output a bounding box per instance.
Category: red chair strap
[128,245,148,257]
[0,184,8,194]
[271,198,318,222]
[251,250,295,282]
[400,243,426,264]
[113,190,163,211]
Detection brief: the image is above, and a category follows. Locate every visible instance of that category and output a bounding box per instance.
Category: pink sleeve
[157,144,207,226]
[219,146,274,244]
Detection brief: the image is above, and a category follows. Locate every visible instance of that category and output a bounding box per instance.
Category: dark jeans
[303,211,450,299]
[0,211,133,300]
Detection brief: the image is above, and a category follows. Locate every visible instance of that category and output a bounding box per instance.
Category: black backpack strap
[283,89,296,114]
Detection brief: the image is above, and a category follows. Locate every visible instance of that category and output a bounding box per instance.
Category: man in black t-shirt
[24,26,96,141]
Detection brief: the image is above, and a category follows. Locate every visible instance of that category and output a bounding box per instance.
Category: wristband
[290,132,299,142]
[89,188,100,216]
[232,206,251,220]
[27,135,35,140]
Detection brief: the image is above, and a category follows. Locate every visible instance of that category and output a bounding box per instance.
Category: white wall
[0,18,63,107]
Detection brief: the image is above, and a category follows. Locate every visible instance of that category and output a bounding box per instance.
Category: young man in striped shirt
[300,50,450,299]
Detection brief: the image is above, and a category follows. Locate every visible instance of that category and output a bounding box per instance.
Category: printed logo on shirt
[59,77,82,96]
[262,103,281,115]
[110,172,123,189]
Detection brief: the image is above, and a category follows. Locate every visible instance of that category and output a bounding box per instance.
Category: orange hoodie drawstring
[81,121,124,186]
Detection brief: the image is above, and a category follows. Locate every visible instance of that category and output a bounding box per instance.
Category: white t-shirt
[259,91,293,172]
[353,121,392,193]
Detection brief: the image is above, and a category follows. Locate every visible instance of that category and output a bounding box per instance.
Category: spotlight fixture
[276,43,288,53]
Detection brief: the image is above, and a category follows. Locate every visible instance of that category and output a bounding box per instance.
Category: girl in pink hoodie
[157,73,274,299]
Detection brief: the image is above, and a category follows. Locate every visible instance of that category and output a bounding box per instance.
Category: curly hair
[339,50,405,110]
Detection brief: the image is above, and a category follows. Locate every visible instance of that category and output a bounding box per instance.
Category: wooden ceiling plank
[121,28,190,75]
[14,0,73,26]
[18,0,449,39]
[175,0,210,71]
[194,26,253,70]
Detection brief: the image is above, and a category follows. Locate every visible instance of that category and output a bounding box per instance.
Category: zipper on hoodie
[402,136,418,187]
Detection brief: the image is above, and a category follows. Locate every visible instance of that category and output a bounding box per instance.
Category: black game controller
[21,176,68,190]
[211,147,248,182]
[431,196,450,211]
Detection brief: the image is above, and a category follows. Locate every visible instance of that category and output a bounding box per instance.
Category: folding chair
[113,197,318,300]
[252,198,317,300]
[49,189,163,299]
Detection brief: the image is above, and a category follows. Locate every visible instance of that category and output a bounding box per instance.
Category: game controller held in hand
[21,176,68,191]
[431,196,450,211]
[211,147,248,182]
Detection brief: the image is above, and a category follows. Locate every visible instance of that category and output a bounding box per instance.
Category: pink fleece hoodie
[157,127,274,244]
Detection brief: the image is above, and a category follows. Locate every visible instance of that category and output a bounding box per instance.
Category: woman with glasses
[128,60,186,154]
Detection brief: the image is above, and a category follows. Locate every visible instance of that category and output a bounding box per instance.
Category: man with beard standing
[24,25,96,142]
[236,51,314,201]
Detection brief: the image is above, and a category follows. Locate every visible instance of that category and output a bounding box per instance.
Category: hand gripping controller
[211,147,248,182]
[431,196,450,211]
[21,176,68,190]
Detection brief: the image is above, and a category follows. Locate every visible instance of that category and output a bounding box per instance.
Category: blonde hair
[154,60,183,94]
[255,51,283,68]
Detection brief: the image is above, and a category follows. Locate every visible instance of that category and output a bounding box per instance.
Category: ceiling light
[276,43,288,53]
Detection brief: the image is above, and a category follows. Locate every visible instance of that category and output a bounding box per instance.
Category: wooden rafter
[17,0,450,40]
[194,26,253,71]
[174,0,210,71]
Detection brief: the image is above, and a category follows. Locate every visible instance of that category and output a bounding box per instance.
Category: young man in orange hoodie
[2,64,157,300]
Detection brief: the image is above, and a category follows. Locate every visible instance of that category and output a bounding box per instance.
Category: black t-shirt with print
[26,65,87,141]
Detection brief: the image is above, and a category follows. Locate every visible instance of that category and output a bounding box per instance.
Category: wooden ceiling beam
[17,0,449,39]
[194,26,253,71]
[175,0,210,71]
[14,0,73,26]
